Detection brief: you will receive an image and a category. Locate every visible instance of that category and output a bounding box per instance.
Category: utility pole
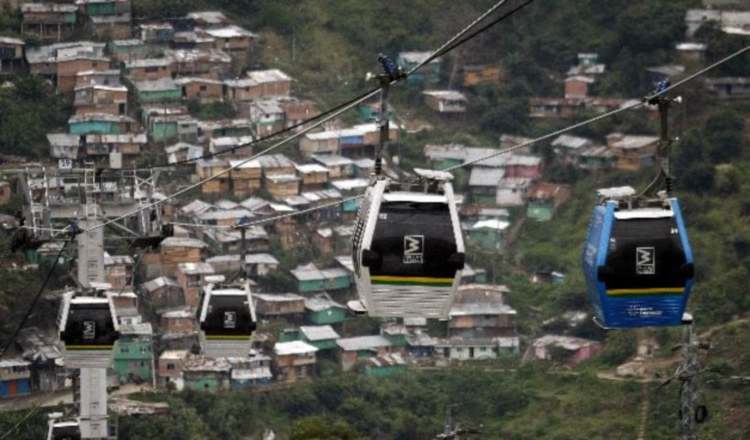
[677,314,706,440]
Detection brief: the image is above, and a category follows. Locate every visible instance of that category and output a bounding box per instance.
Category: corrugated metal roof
[161,237,208,248]
[253,293,304,302]
[274,340,318,356]
[330,178,368,191]
[177,262,215,275]
[337,335,391,352]
[256,153,295,169]
[422,90,467,101]
[311,154,353,167]
[299,325,340,341]
[469,167,504,187]
[304,294,345,312]
[245,253,279,265]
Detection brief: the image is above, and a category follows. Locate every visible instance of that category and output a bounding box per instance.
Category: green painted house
[112,323,154,384]
[133,78,182,103]
[80,0,120,16]
[381,324,408,348]
[365,353,407,378]
[304,294,347,325]
[182,357,230,392]
[398,51,441,85]
[278,328,301,343]
[527,199,554,222]
[299,325,340,351]
[108,39,147,59]
[147,115,196,142]
[291,264,352,294]
[467,219,509,251]
[68,114,134,135]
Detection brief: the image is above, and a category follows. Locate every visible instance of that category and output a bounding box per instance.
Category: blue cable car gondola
[582,188,694,328]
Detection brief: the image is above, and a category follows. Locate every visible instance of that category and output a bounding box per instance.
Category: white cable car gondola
[198,282,256,358]
[57,287,120,369]
[353,169,465,319]
[47,413,81,440]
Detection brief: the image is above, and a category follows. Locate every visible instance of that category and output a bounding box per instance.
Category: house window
[121,347,129,353]
[145,66,158,73]
[199,85,207,91]
[167,363,175,370]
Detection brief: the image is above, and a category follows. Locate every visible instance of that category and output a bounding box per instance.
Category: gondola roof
[382,192,447,203]
[614,207,673,219]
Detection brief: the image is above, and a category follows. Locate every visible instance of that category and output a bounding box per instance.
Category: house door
[469,347,475,358]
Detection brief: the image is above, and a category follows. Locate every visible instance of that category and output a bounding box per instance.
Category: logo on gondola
[223,311,237,329]
[83,321,96,340]
[403,235,424,264]
[636,247,655,275]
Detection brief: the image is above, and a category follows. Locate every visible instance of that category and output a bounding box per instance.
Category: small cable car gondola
[47,420,81,440]
[582,187,694,328]
[58,288,119,368]
[353,169,465,319]
[198,282,256,358]
[582,87,697,329]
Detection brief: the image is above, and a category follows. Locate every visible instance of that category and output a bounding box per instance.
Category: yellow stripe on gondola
[65,345,114,350]
[607,287,684,296]
[371,275,454,285]
[205,335,251,341]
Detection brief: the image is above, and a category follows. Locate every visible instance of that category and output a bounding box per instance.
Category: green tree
[290,416,360,440]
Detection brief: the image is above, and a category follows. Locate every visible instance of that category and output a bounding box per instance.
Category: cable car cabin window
[64,304,117,347]
[203,296,253,335]
[602,217,689,290]
[369,201,457,279]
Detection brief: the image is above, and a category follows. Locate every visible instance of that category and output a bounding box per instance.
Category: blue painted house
[68,113,135,135]
[0,359,31,399]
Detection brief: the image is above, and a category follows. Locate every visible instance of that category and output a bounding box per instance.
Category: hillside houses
[300,123,400,158]
[0,37,25,75]
[1,1,693,401]
[21,3,78,42]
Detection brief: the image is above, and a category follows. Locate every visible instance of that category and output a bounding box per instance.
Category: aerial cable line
[0,403,43,440]
[422,0,534,66]
[103,0,522,173]
[174,43,750,232]
[83,0,530,233]
[0,237,74,358]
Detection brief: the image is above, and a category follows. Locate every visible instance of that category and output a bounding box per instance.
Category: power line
[0,404,42,440]
[0,238,72,358]
[83,0,526,233]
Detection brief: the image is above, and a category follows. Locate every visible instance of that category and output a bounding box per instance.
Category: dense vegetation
[0,76,70,159]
